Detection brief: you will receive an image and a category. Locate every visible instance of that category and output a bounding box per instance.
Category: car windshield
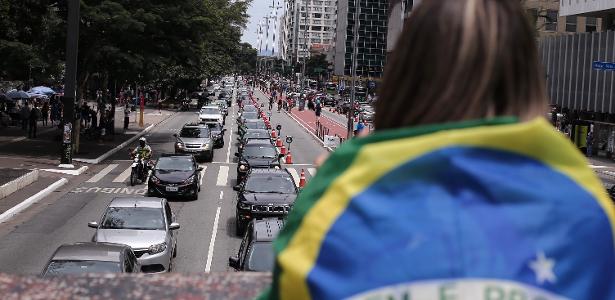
[243,106,257,112]
[101,207,165,230]
[243,145,277,158]
[200,108,219,114]
[180,127,210,138]
[44,260,121,276]
[245,131,270,139]
[247,242,274,272]
[245,175,296,193]
[156,157,194,171]
[242,112,258,119]
[245,121,266,129]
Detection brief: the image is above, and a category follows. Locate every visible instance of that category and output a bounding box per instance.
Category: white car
[198,106,224,125]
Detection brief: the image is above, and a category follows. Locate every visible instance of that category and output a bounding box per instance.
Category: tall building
[386,0,413,53]
[524,0,604,37]
[285,0,337,63]
[333,0,389,78]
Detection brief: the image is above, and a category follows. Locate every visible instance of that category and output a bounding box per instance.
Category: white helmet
[139,137,147,143]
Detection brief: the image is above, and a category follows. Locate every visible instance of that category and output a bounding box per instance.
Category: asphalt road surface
[0,86,327,274]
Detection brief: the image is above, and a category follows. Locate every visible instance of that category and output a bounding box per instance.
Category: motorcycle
[129,153,150,186]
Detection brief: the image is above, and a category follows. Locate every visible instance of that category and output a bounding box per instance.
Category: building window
[314,13,322,18]
[586,17,597,32]
[545,10,558,31]
[565,16,577,32]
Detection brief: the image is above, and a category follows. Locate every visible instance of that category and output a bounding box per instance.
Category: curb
[0,170,39,199]
[73,111,178,165]
[39,166,89,176]
[0,177,68,223]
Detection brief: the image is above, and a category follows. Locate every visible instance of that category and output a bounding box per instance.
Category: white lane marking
[226,108,234,163]
[308,168,317,177]
[287,168,300,187]
[205,206,221,273]
[589,165,607,169]
[87,164,118,183]
[219,190,224,200]
[216,166,229,186]
[112,166,132,183]
[199,165,207,186]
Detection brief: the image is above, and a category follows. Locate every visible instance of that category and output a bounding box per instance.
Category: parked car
[41,242,140,276]
[234,168,296,235]
[198,106,224,125]
[235,140,283,183]
[148,154,203,200]
[237,112,259,127]
[229,219,284,271]
[206,122,226,148]
[88,197,180,273]
[239,119,268,137]
[174,123,214,161]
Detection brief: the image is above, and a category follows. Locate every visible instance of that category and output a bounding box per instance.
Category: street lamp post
[60,0,80,168]
[347,0,361,139]
[300,0,309,92]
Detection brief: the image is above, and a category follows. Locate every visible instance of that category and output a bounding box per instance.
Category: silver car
[88,197,180,273]
[174,123,215,162]
[41,242,140,276]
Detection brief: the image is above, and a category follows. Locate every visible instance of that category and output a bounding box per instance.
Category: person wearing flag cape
[260,0,615,299]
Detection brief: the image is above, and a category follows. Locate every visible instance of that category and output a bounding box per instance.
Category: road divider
[0,177,68,224]
[0,169,39,200]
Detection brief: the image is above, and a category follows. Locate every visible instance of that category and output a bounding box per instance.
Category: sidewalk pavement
[0,107,175,165]
[289,108,349,139]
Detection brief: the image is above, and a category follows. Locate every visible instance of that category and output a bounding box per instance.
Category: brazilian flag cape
[260,118,615,300]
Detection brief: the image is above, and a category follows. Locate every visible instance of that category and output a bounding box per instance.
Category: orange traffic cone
[271,130,277,138]
[299,169,306,188]
[276,138,283,147]
[285,151,293,164]
[280,145,287,155]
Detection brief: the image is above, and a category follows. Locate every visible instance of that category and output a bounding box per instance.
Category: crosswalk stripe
[87,164,118,183]
[287,168,300,187]
[216,166,229,186]
[112,166,133,183]
[307,168,317,177]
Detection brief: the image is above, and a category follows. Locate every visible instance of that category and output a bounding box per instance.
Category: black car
[229,219,284,271]
[206,122,226,148]
[239,119,267,137]
[237,112,259,126]
[148,154,202,200]
[233,169,297,235]
[322,96,337,107]
[235,140,283,183]
[238,129,272,152]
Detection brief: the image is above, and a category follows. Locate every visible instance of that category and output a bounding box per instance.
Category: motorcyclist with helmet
[131,137,152,181]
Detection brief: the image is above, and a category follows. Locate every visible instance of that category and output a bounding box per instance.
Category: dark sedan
[238,111,259,126]
[238,129,272,152]
[147,155,202,200]
[239,119,268,137]
[235,140,282,183]
[234,169,297,235]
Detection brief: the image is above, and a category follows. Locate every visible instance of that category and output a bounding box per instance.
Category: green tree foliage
[306,54,328,77]
[0,0,253,92]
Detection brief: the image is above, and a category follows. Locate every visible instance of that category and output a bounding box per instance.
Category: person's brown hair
[375,0,547,130]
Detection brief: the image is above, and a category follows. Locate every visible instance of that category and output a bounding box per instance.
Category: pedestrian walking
[315,101,322,123]
[20,103,30,131]
[260,1,615,299]
[587,129,594,157]
[124,104,130,130]
[90,109,98,129]
[41,102,49,126]
[28,104,40,138]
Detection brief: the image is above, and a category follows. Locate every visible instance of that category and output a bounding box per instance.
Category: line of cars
[41,81,236,276]
[227,84,298,272]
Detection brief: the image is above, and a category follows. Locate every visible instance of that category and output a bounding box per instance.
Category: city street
[0,87,327,274]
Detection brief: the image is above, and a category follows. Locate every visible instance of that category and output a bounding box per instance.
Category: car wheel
[235,217,244,236]
[208,152,214,162]
[173,246,177,258]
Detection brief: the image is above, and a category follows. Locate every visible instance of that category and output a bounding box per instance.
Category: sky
[241,0,272,49]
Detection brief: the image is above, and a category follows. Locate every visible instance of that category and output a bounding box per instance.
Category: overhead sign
[593,61,615,71]
[324,135,341,149]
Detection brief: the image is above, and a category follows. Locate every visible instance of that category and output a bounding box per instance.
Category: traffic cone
[280,145,287,155]
[276,138,283,148]
[285,151,293,164]
[271,130,277,138]
[299,169,306,188]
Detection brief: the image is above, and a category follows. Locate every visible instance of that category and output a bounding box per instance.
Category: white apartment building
[560,0,615,30]
[285,0,337,63]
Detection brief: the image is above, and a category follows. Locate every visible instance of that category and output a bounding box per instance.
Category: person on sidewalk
[315,101,322,123]
[28,104,40,138]
[587,130,594,157]
[90,108,98,129]
[124,104,130,130]
[41,102,49,127]
[20,103,30,131]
